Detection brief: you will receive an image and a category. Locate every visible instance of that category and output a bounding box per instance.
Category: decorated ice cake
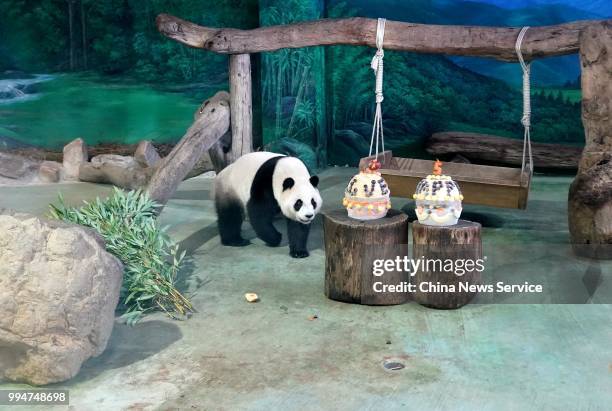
[413,160,463,226]
[343,159,391,220]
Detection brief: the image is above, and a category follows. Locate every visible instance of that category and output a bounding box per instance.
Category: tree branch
[156,13,610,61]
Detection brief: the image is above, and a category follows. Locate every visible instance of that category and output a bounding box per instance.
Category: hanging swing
[359,22,533,209]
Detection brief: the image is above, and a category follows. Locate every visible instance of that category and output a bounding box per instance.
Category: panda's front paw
[290,249,309,258]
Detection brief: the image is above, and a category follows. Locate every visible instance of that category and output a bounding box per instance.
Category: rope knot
[521,115,531,128]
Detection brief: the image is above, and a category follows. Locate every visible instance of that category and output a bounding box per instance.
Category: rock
[0,211,123,385]
[38,161,63,183]
[134,140,161,167]
[0,152,40,181]
[79,159,152,190]
[62,138,88,180]
[568,155,612,259]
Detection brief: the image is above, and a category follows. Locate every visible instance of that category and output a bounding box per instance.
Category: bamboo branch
[156,13,610,61]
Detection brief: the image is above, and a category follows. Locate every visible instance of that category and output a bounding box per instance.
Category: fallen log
[146,91,231,206]
[426,132,582,170]
[156,13,608,62]
[79,157,153,190]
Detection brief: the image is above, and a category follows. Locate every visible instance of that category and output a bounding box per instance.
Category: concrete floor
[1,169,611,411]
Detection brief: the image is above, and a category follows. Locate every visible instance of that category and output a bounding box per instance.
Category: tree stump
[411,220,482,309]
[323,209,409,305]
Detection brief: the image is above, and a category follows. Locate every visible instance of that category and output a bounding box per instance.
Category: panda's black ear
[310,175,319,188]
[283,178,295,191]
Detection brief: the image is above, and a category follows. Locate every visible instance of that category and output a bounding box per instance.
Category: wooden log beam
[147,91,231,207]
[229,54,253,162]
[427,131,582,170]
[156,13,608,61]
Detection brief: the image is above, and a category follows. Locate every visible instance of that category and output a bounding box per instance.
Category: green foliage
[0,0,258,82]
[49,188,194,325]
[324,0,583,166]
[260,0,326,166]
[265,137,318,171]
[1,0,585,166]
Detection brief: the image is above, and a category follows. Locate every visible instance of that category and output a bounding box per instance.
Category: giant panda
[214,152,322,258]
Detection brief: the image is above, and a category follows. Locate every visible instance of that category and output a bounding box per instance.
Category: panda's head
[274,157,322,224]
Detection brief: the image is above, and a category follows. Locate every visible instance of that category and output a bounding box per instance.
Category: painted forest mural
[2,0,610,169]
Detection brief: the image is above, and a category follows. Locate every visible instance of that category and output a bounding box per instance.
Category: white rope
[369,18,386,159]
[515,26,533,179]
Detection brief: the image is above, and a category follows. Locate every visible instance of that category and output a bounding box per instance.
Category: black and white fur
[214,152,322,258]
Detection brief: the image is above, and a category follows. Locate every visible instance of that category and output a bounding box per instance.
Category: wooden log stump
[323,209,409,305]
[411,220,482,309]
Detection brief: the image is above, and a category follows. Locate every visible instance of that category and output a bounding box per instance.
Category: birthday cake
[413,160,463,226]
[343,159,391,220]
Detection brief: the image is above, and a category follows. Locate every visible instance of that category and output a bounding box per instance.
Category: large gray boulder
[38,160,63,183]
[0,211,123,385]
[0,151,40,182]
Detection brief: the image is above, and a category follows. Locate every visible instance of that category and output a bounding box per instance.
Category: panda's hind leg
[215,195,250,247]
[247,201,282,247]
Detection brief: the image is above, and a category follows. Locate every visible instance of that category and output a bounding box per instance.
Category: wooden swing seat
[359,151,531,209]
